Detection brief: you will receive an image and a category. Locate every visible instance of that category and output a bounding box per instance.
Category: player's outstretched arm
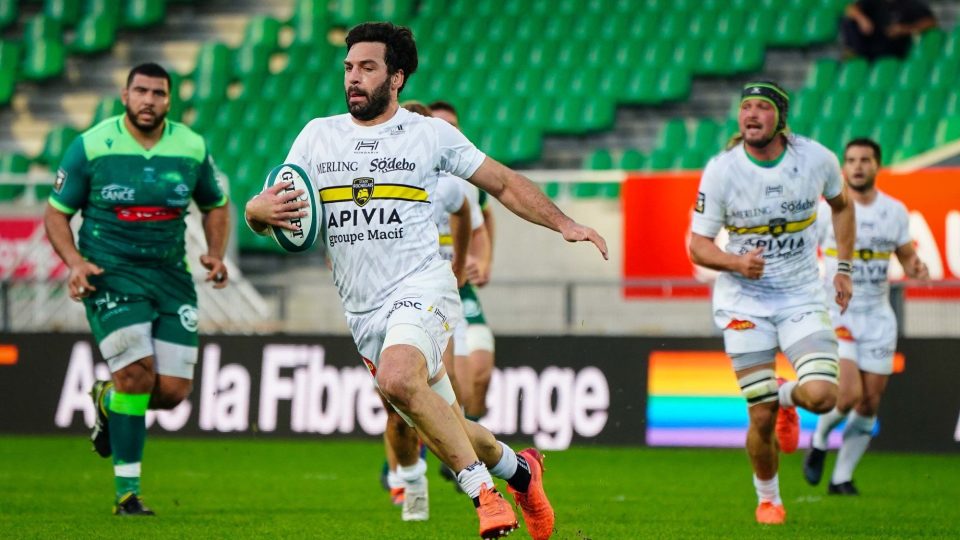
[43,203,103,300]
[689,233,765,279]
[201,204,230,288]
[467,157,608,260]
[244,181,309,234]
[826,189,855,312]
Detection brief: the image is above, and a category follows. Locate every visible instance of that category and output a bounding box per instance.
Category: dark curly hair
[345,22,418,93]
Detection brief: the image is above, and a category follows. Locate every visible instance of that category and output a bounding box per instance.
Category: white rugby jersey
[818,191,911,311]
[433,172,484,262]
[285,108,486,313]
[691,136,844,296]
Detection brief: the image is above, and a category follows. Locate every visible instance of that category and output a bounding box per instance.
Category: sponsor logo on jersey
[174,183,190,197]
[161,171,184,184]
[765,185,783,198]
[427,305,450,331]
[115,205,182,222]
[725,319,756,331]
[780,199,816,214]
[352,177,374,207]
[768,217,788,237]
[178,304,199,332]
[835,326,854,340]
[54,169,67,193]
[730,207,772,219]
[369,157,416,174]
[354,140,379,153]
[388,124,405,136]
[695,192,705,213]
[317,161,359,174]
[101,184,136,202]
[143,167,157,182]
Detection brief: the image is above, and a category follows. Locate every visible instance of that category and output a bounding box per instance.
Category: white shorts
[830,304,897,375]
[714,281,833,357]
[100,323,198,379]
[453,319,468,357]
[346,259,462,382]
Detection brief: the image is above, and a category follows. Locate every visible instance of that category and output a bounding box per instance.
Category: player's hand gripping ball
[263,163,320,252]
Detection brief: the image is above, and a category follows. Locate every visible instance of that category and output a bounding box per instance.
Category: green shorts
[458,284,487,326]
[82,260,199,378]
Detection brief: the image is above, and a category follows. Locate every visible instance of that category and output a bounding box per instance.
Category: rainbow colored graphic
[646,351,902,448]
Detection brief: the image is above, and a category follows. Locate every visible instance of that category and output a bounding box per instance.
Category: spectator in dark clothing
[841,0,938,60]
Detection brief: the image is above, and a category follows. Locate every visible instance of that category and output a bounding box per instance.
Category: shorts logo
[178,305,199,332]
[463,298,481,319]
[695,192,705,214]
[427,305,450,331]
[54,169,67,193]
[835,326,854,341]
[352,177,375,207]
[361,356,377,377]
[726,319,756,331]
[386,297,422,319]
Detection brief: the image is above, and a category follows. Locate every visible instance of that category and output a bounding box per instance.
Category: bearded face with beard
[345,74,393,122]
[122,74,169,135]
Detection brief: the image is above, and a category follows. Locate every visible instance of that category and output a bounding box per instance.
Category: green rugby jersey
[48,115,227,265]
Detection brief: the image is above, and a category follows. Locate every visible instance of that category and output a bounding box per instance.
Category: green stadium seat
[909,28,945,63]
[934,116,960,146]
[866,58,901,90]
[805,58,838,93]
[700,40,733,76]
[690,119,721,155]
[541,182,561,199]
[548,97,584,133]
[769,9,806,47]
[677,149,706,170]
[45,0,82,26]
[580,98,614,131]
[0,153,29,201]
[289,0,327,45]
[803,8,838,43]
[929,57,959,89]
[657,66,691,102]
[87,0,121,28]
[584,149,613,170]
[191,42,230,104]
[896,59,930,91]
[671,39,701,72]
[123,0,165,29]
[688,10,719,41]
[25,14,62,42]
[789,89,821,128]
[744,10,774,42]
[37,125,80,170]
[374,0,415,25]
[233,44,270,87]
[89,96,123,127]
[945,91,960,117]
[841,117,875,142]
[0,41,20,105]
[639,40,670,69]
[836,58,868,91]
[915,88,948,120]
[900,117,936,154]
[871,121,904,164]
[811,119,842,153]
[715,10,745,40]
[243,16,281,52]
[70,14,117,54]
[657,119,687,152]
[331,0,372,27]
[22,40,66,81]
[571,183,600,198]
[851,90,883,120]
[731,42,764,72]
[621,69,658,104]
[820,91,853,119]
[882,91,916,121]
[647,148,675,171]
[0,0,16,31]
[596,69,626,99]
[619,149,645,171]
[507,127,541,163]
[658,12,686,40]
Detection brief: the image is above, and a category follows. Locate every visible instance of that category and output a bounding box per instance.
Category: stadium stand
[1,0,959,252]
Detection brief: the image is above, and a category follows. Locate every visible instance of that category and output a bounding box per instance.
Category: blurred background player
[805,138,930,495]
[841,0,938,60]
[377,99,475,521]
[43,63,230,516]
[245,22,608,539]
[429,100,498,430]
[688,81,855,525]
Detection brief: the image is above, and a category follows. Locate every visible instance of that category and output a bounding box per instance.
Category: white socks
[778,381,797,408]
[832,412,876,484]
[457,461,495,499]
[753,474,782,505]
[488,441,519,480]
[397,458,428,488]
[813,407,846,451]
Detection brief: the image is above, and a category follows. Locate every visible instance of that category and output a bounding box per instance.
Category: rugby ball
[263,163,320,253]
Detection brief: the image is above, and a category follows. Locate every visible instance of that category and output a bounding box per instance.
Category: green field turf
[1,436,958,539]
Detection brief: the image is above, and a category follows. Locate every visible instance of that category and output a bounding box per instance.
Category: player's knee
[837,387,863,413]
[748,402,778,434]
[377,368,419,407]
[113,361,156,394]
[151,382,192,410]
[466,324,495,353]
[802,380,837,413]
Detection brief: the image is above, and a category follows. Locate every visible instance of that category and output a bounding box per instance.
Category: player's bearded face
[123,74,169,132]
[739,99,778,148]
[346,75,392,121]
[843,147,879,192]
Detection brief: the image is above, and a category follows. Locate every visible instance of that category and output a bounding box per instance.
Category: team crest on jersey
[768,218,787,237]
[695,192,705,213]
[54,169,67,193]
[352,177,374,206]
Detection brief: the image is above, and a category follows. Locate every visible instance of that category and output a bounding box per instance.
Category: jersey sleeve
[432,118,486,179]
[48,137,89,215]
[285,120,316,184]
[894,201,912,247]
[821,151,844,200]
[690,158,725,238]
[193,149,228,210]
[438,177,466,214]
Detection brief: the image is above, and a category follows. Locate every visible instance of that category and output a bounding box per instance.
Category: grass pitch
[1,436,958,539]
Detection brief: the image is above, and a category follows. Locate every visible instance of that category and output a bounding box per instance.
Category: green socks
[108,391,150,500]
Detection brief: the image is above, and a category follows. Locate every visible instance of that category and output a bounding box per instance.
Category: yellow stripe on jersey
[726,212,817,236]
[824,247,892,260]
[319,184,429,203]
[439,234,453,246]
